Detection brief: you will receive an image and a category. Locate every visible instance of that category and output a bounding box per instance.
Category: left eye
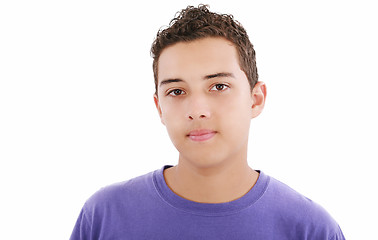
[211,84,229,91]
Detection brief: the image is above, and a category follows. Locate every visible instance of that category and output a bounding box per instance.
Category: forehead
[157,37,241,82]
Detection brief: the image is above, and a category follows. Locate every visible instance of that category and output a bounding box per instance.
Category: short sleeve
[69,207,91,240]
[331,225,346,240]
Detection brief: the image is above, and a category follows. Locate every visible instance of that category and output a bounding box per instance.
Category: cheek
[218,96,252,136]
[162,102,183,122]
[219,93,252,118]
[161,106,185,139]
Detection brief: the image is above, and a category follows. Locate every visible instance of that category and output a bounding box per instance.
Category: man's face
[154,37,263,168]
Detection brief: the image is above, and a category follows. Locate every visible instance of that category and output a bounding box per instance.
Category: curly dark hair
[151,4,258,94]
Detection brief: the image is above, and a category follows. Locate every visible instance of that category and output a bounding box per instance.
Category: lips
[187,129,216,142]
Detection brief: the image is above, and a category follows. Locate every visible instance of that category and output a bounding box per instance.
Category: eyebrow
[159,78,183,87]
[159,72,235,87]
[204,72,235,80]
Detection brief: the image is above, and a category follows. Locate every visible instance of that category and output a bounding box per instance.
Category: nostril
[187,113,210,120]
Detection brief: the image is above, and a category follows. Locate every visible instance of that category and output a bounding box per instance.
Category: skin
[154,37,267,203]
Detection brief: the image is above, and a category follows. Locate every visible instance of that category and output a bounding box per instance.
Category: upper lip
[187,129,216,136]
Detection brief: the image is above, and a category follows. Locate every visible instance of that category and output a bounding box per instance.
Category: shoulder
[70,169,161,239]
[82,170,155,213]
[262,174,344,239]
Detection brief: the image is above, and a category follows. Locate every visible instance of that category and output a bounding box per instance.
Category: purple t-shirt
[70,165,345,239]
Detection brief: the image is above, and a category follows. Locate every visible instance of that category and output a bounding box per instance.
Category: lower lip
[188,132,216,142]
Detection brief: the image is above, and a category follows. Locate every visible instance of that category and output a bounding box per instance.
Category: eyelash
[210,83,230,92]
[167,89,185,96]
[166,84,230,96]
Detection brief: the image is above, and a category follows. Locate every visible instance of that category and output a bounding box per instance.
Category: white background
[1,0,377,239]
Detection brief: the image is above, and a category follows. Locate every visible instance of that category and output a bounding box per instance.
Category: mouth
[187,129,217,142]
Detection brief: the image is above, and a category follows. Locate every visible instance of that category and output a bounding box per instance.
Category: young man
[70,5,345,239]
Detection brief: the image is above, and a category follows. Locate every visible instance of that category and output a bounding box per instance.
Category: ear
[251,81,267,119]
[153,93,165,125]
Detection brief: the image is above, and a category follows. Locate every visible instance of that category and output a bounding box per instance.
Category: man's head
[151,4,258,95]
[151,5,266,169]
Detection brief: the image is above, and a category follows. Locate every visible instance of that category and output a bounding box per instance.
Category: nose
[188,114,207,120]
[186,96,211,120]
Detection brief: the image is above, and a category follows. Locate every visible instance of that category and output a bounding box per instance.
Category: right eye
[167,89,185,96]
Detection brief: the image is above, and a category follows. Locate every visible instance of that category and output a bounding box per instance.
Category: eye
[167,89,185,96]
[210,84,229,92]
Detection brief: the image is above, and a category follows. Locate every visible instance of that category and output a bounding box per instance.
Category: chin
[179,152,229,169]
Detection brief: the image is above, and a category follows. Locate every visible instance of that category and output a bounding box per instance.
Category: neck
[163,154,259,204]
